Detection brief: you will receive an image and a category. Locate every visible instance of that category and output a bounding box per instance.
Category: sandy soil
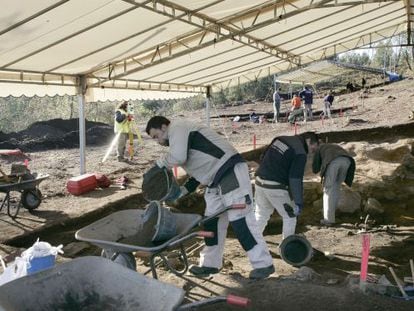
[0,79,414,310]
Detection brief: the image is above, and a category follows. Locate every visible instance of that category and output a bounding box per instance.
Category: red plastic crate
[66,173,97,196]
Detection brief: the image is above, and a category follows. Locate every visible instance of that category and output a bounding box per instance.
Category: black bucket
[279,235,313,267]
[142,166,180,202]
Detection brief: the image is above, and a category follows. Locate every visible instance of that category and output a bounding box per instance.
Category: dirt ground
[1,79,414,310]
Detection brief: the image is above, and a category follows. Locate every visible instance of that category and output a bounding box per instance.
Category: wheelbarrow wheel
[101,249,137,271]
[21,189,42,210]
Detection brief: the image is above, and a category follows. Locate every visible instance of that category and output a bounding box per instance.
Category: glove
[293,203,303,216]
[165,186,188,205]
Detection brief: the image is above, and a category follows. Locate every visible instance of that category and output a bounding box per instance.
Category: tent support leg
[77,75,87,175]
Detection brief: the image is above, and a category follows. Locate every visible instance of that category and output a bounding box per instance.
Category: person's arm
[312,148,322,174]
[115,111,126,123]
[288,153,307,209]
[157,123,190,168]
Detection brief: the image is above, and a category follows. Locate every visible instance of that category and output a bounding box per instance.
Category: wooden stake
[389,267,409,298]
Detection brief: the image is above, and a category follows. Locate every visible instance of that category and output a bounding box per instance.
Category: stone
[337,188,361,214]
[364,197,384,215]
[288,266,320,282]
[62,242,91,257]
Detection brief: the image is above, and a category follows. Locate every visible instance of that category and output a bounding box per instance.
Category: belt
[255,177,288,190]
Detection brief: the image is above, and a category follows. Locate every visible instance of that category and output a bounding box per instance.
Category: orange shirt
[291,97,301,109]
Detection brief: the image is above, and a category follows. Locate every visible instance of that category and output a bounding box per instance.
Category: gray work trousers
[322,157,351,223]
[116,133,129,159]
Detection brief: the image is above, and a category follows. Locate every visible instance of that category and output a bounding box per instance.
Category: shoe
[249,265,275,280]
[320,219,334,226]
[117,156,126,162]
[189,265,219,277]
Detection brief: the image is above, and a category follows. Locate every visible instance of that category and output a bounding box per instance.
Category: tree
[339,52,371,66]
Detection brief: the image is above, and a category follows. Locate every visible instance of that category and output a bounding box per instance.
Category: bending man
[254,132,316,239]
[311,140,356,225]
[146,116,275,279]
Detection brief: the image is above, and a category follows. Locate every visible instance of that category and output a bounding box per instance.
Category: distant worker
[310,140,356,226]
[322,91,334,119]
[287,94,302,124]
[299,86,313,122]
[145,116,275,280]
[361,77,366,89]
[254,132,317,239]
[273,88,281,123]
[114,101,131,162]
[346,82,354,93]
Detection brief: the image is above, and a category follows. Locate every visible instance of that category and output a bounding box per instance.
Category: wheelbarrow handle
[176,294,250,310]
[196,231,214,238]
[227,294,251,307]
[199,204,246,225]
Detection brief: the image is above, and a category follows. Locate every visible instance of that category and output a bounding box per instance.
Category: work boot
[189,265,219,277]
[249,265,275,280]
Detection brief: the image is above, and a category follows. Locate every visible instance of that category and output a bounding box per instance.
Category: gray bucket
[279,235,313,267]
[142,166,180,202]
[142,201,177,242]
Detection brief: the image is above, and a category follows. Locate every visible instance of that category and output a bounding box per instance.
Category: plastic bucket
[142,167,180,202]
[279,235,313,267]
[142,201,177,242]
[27,255,55,274]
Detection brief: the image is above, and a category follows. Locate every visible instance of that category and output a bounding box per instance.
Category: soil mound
[0,118,113,152]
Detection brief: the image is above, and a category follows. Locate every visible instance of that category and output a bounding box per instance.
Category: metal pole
[205,86,211,127]
[77,75,87,175]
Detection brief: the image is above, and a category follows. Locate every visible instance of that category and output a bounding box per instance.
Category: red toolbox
[66,173,97,196]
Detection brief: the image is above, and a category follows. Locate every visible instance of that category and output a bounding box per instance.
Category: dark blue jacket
[256,135,308,206]
[299,88,313,105]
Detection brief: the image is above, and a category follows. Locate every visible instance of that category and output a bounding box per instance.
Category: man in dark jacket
[254,132,317,239]
[312,142,356,225]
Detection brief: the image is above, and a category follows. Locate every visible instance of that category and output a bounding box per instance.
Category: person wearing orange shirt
[288,94,303,124]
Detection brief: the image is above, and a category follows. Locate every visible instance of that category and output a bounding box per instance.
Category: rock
[337,188,361,214]
[364,198,384,214]
[62,242,91,257]
[312,198,323,209]
[288,266,320,282]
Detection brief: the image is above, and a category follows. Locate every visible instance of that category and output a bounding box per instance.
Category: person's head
[118,101,128,111]
[146,116,171,146]
[300,131,319,152]
[293,94,297,97]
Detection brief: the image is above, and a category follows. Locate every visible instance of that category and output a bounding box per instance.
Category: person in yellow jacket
[114,101,131,162]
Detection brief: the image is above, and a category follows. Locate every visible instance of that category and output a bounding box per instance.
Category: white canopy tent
[0,0,413,173]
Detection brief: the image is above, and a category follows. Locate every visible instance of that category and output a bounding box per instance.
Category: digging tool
[389,267,409,298]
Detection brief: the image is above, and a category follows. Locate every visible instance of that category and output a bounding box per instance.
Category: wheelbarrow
[75,204,245,279]
[0,169,49,219]
[0,256,250,311]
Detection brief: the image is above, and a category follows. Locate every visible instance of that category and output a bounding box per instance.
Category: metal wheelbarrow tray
[75,205,244,278]
[0,256,184,311]
[0,172,49,219]
[75,209,206,278]
[0,256,250,311]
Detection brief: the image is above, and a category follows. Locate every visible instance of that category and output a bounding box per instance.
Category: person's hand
[293,203,303,216]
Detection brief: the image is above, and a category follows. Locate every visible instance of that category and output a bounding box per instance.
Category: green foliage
[339,52,371,66]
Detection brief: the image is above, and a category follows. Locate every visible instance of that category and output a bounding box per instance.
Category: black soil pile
[0,118,113,152]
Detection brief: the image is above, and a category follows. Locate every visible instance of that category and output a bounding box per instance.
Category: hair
[146,116,171,134]
[118,101,128,111]
[300,131,319,145]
